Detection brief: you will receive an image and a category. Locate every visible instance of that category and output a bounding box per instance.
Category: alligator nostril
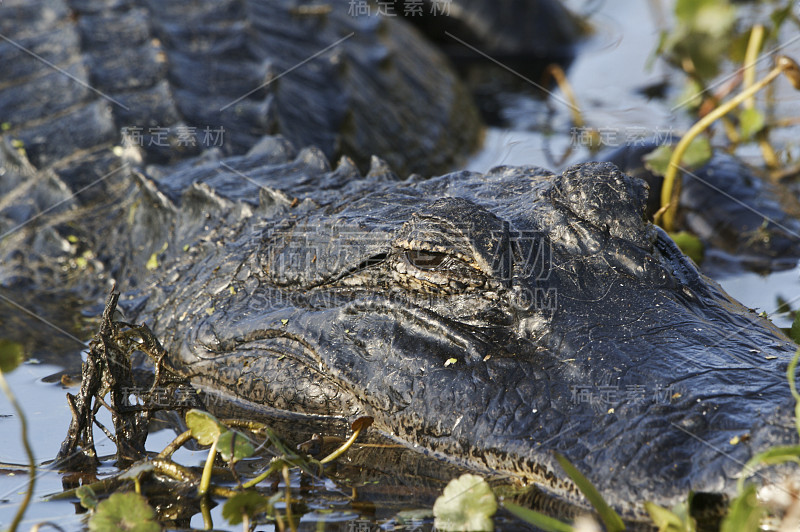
[550,162,650,248]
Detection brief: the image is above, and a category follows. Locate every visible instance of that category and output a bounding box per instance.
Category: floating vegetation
[433,474,497,532]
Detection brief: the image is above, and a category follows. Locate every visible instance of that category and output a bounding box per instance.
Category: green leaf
[76,485,98,511]
[746,445,800,467]
[737,444,800,493]
[502,501,573,532]
[643,145,674,177]
[88,492,161,532]
[676,79,705,112]
[645,501,695,532]
[681,136,712,168]
[145,252,159,271]
[720,484,762,532]
[145,242,168,271]
[185,409,224,446]
[670,232,704,265]
[693,3,736,37]
[554,453,624,532]
[728,31,750,64]
[222,491,272,525]
[217,430,255,463]
[740,108,765,139]
[674,0,709,24]
[665,0,737,81]
[670,494,696,531]
[776,296,791,315]
[790,314,800,345]
[770,5,793,39]
[433,474,497,531]
[0,339,24,372]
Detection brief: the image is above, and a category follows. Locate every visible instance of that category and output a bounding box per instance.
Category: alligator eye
[405,249,447,270]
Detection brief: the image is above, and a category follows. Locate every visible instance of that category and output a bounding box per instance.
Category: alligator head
[131,148,798,516]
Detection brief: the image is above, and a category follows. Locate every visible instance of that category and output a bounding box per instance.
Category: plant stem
[742,25,781,170]
[157,429,192,459]
[658,57,794,232]
[743,25,765,109]
[274,508,286,532]
[546,64,584,129]
[241,467,273,490]
[200,496,213,530]
[30,522,66,532]
[319,427,363,464]
[222,419,268,433]
[0,369,35,532]
[283,464,297,532]
[198,437,218,497]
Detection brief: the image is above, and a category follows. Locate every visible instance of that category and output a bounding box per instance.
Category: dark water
[2,0,800,530]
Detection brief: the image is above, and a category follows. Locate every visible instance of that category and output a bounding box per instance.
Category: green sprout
[88,492,161,532]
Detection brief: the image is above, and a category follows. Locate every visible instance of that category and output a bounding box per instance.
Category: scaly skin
[0,0,481,293]
[121,142,798,518]
[0,0,796,519]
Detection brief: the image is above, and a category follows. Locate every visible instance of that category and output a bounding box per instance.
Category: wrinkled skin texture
[0,0,480,293]
[120,141,798,517]
[0,0,479,182]
[0,0,797,519]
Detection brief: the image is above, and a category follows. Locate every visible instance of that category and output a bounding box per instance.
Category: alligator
[1,0,799,523]
[0,0,490,297]
[394,0,582,68]
[91,138,794,518]
[0,0,481,190]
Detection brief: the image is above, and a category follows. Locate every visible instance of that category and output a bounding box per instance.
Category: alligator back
[0,0,481,294]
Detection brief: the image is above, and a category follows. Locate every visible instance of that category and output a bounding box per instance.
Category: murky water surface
[2,0,800,530]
